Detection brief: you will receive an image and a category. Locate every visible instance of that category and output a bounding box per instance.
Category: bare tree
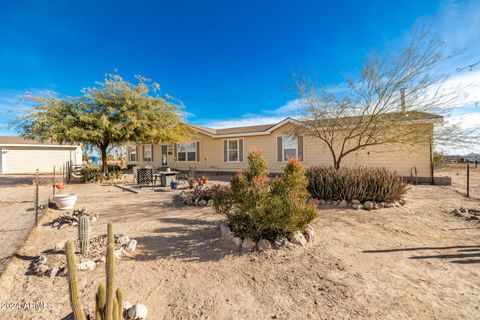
[291,30,478,169]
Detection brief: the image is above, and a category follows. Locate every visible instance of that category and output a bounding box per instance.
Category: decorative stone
[363,201,374,210]
[220,221,231,236]
[318,199,326,206]
[114,248,127,259]
[338,200,348,208]
[378,202,385,209]
[48,267,59,279]
[273,238,286,248]
[304,225,314,242]
[77,260,96,271]
[384,202,395,208]
[232,237,243,247]
[199,199,207,206]
[373,202,380,210]
[393,201,400,207]
[291,231,307,246]
[117,235,130,246]
[57,267,67,277]
[124,301,133,310]
[241,239,257,252]
[399,199,406,206]
[351,199,361,204]
[125,239,137,253]
[352,204,363,210]
[207,199,214,206]
[127,303,148,320]
[257,239,271,251]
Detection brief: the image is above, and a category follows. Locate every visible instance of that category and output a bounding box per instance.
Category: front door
[161,145,168,166]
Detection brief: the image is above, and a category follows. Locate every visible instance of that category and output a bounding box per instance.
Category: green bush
[81,166,122,183]
[213,150,317,241]
[306,166,409,203]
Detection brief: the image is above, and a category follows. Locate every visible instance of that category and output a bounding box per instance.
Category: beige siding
[127,123,433,178]
[3,147,79,174]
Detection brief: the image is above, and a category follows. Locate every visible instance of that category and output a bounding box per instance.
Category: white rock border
[220,220,315,252]
[316,198,406,211]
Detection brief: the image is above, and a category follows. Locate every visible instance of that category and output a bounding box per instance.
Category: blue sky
[0,0,479,151]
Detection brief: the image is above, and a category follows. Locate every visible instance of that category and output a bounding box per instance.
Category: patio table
[154,171,180,187]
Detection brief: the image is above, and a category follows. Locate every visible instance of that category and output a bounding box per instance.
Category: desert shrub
[213,150,317,241]
[187,184,230,202]
[306,166,409,203]
[81,166,122,183]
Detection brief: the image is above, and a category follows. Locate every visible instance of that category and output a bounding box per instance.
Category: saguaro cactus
[78,215,90,255]
[65,241,86,320]
[65,222,129,320]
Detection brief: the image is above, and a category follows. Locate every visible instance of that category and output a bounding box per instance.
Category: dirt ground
[0,176,52,275]
[0,174,479,319]
[437,164,480,199]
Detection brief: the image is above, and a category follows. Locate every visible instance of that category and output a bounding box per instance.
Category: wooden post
[429,138,434,185]
[467,163,470,198]
[35,169,39,227]
[53,165,56,195]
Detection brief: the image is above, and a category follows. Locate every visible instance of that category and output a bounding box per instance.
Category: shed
[0,136,82,174]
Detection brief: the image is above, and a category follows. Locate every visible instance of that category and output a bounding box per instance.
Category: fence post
[467,163,470,198]
[53,165,56,196]
[62,164,65,184]
[35,169,39,227]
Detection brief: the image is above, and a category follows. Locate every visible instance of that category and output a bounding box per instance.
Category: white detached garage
[0,136,82,174]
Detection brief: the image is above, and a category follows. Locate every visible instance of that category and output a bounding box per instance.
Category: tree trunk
[100,145,108,174]
[334,160,341,170]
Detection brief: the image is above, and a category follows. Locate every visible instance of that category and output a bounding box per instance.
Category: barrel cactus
[78,215,90,255]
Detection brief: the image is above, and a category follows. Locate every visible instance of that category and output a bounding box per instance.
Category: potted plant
[188,178,197,189]
[170,180,178,190]
[201,176,209,185]
[196,178,203,186]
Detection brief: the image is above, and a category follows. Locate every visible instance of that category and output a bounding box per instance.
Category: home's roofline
[0,143,79,148]
[193,112,442,138]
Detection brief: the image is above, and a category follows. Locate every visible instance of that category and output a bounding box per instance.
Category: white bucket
[53,193,78,210]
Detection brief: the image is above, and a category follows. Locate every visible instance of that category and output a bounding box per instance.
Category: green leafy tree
[15,74,192,172]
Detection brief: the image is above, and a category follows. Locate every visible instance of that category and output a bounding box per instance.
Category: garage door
[4,147,76,174]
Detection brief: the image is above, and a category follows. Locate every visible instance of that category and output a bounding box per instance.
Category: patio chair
[137,168,154,189]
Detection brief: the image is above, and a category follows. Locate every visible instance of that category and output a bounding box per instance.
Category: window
[177,142,197,162]
[228,140,239,162]
[283,136,298,161]
[129,146,137,162]
[143,144,153,162]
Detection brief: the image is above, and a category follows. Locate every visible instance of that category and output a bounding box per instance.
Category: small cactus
[78,216,90,255]
[65,241,86,320]
[65,222,134,320]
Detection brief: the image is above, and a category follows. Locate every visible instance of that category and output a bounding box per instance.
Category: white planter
[53,193,78,210]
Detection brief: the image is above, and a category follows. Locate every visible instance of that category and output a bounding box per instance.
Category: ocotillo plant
[78,215,90,255]
[65,222,125,320]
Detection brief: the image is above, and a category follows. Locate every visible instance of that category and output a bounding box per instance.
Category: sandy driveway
[0,180,479,319]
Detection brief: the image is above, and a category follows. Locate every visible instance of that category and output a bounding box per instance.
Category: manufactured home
[127,112,441,180]
[0,136,82,174]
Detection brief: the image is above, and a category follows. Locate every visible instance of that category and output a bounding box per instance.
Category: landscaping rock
[199,199,207,206]
[57,267,67,277]
[363,201,374,210]
[338,200,348,208]
[378,202,385,209]
[232,237,243,247]
[35,264,49,276]
[77,260,96,271]
[351,199,361,204]
[304,225,314,242]
[373,202,380,210]
[127,303,148,320]
[399,199,406,206]
[224,231,235,241]
[241,239,257,252]
[317,199,326,206]
[207,199,214,206]
[48,267,59,279]
[257,239,271,251]
[114,248,127,259]
[384,202,395,208]
[124,301,133,311]
[220,221,231,236]
[291,231,307,246]
[125,239,137,253]
[117,235,131,246]
[352,204,363,210]
[393,201,401,207]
